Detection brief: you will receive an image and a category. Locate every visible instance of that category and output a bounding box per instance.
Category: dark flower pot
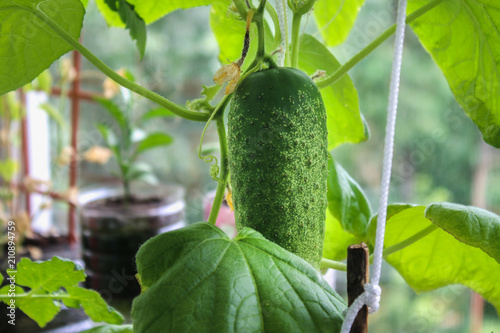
[79,183,185,299]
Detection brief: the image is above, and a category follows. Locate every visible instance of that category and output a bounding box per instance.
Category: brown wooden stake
[68,49,81,245]
[347,243,369,333]
[19,89,32,218]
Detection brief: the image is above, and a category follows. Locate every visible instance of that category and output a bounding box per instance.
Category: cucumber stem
[316,0,446,89]
[290,13,302,68]
[254,0,268,60]
[207,114,230,225]
[34,9,210,122]
[320,259,347,271]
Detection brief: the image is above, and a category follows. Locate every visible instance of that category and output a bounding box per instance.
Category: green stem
[33,11,210,122]
[369,224,439,263]
[254,0,268,60]
[320,258,347,271]
[316,0,446,89]
[207,115,229,225]
[290,13,302,68]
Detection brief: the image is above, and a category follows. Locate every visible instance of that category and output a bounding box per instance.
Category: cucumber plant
[0,0,499,332]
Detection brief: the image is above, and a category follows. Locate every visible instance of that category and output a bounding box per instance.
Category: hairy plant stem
[290,13,302,68]
[33,10,210,122]
[320,258,347,271]
[254,0,268,60]
[316,0,446,89]
[369,224,439,263]
[207,114,229,225]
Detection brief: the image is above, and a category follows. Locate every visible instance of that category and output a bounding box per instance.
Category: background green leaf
[0,0,84,95]
[97,123,119,148]
[327,155,371,237]
[425,202,500,264]
[323,210,360,261]
[64,286,124,324]
[0,257,123,328]
[135,132,173,154]
[298,34,368,149]
[126,162,158,185]
[95,97,127,130]
[39,103,67,130]
[96,0,125,27]
[313,0,366,46]
[103,0,147,58]
[16,257,85,291]
[140,107,176,122]
[0,159,20,182]
[368,206,500,314]
[0,285,60,328]
[132,223,346,333]
[408,0,500,147]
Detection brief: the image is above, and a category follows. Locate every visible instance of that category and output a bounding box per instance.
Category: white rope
[340,0,408,331]
[274,0,286,66]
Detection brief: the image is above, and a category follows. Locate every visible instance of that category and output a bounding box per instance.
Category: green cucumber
[228,67,328,269]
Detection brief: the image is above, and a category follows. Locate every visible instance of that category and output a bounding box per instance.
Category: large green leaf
[298,34,368,149]
[425,202,500,264]
[367,205,500,313]
[96,0,124,27]
[0,257,123,328]
[129,0,229,25]
[313,0,365,46]
[327,155,371,237]
[132,222,346,333]
[323,210,360,261]
[210,2,275,70]
[104,0,147,58]
[408,0,500,148]
[0,0,84,95]
[96,0,229,27]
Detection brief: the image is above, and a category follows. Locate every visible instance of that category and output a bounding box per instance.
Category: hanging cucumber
[228,67,328,269]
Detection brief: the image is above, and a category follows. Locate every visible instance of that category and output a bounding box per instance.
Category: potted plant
[79,78,185,298]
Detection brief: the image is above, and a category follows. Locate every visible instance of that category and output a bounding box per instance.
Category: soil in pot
[79,184,185,298]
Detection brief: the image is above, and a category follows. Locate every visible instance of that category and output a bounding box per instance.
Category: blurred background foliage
[40,0,499,331]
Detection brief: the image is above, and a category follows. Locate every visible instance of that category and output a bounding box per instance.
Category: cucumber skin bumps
[228,67,328,269]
